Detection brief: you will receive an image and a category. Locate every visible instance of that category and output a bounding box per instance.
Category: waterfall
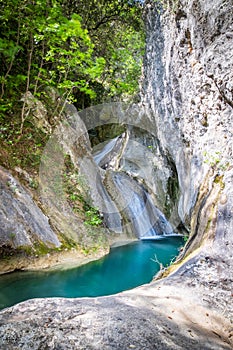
[93,138,174,239]
[108,172,173,239]
[94,137,119,166]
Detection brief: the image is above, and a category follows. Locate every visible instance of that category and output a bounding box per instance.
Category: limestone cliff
[142,0,233,258]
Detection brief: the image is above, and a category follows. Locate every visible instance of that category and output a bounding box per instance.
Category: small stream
[0,236,183,310]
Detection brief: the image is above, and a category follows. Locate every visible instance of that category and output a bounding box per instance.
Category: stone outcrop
[0,0,232,348]
[0,166,61,252]
[0,104,115,271]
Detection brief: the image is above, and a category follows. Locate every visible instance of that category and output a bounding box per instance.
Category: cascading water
[109,172,173,239]
[93,136,174,239]
[94,136,119,166]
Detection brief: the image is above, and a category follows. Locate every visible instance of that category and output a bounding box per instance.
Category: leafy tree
[0,0,106,123]
[58,0,145,104]
[0,0,144,147]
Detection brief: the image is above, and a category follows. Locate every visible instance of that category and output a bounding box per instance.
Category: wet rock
[39,103,123,238]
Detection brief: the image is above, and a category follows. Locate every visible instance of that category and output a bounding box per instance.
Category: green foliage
[104,29,144,100]
[84,206,103,227]
[0,0,144,120]
[0,0,103,121]
[0,119,48,172]
[147,145,155,152]
[63,154,103,227]
[203,150,221,167]
[0,0,145,204]
[8,232,16,241]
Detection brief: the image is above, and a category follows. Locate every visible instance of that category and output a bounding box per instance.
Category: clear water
[0,237,183,310]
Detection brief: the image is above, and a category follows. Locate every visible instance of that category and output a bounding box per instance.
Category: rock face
[0,0,232,348]
[0,166,61,252]
[104,170,174,238]
[39,103,123,238]
[0,104,116,270]
[143,1,233,226]
[142,0,233,254]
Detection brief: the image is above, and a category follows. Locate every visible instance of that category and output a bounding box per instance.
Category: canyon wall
[141,0,233,256]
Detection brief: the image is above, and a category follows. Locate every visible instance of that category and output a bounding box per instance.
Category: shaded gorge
[0,236,184,310]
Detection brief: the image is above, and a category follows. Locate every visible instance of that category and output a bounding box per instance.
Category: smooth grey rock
[142,0,233,234]
[0,166,61,250]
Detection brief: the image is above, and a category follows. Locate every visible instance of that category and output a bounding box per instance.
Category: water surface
[0,237,183,310]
